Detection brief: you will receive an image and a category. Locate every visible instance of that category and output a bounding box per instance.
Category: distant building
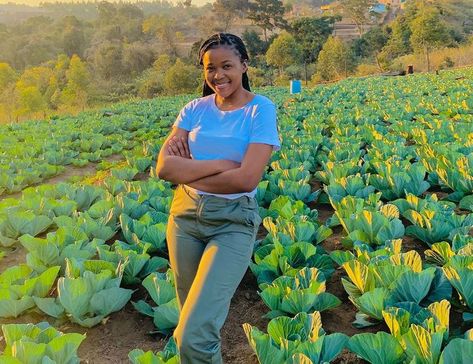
[371,3,387,14]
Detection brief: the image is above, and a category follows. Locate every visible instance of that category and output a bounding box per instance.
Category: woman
[156,33,280,364]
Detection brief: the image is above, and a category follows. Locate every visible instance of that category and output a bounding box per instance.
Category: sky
[0,0,212,6]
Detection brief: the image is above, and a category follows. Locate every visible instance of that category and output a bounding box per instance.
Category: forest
[0,0,472,123]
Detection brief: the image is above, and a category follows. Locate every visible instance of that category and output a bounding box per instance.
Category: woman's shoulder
[252,94,276,108]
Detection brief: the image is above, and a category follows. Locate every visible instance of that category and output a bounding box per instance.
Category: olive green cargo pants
[166,184,261,364]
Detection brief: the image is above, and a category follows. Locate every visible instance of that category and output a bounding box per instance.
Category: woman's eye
[223,65,231,69]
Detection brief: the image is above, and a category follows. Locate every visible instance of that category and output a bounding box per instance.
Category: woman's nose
[214,69,224,80]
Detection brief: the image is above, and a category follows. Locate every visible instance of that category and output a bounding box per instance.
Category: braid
[199,33,251,97]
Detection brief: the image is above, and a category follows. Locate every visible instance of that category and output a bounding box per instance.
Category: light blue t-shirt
[173,93,280,199]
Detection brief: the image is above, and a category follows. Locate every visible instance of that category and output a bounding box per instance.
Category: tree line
[0,0,471,123]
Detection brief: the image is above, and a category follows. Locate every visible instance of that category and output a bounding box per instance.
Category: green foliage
[0,265,60,318]
[247,0,288,42]
[0,322,85,364]
[259,267,341,318]
[19,228,104,273]
[266,31,302,77]
[315,36,355,81]
[336,241,452,327]
[244,311,348,364]
[410,5,451,71]
[289,16,339,64]
[379,16,412,65]
[339,0,378,36]
[34,258,133,327]
[98,242,168,285]
[0,62,17,90]
[132,270,179,335]
[0,209,53,247]
[61,54,90,109]
[163,59,200,95]
[242,29,268,58]
[348,332,405,364]
[129,338,179,364]
[251,239,334,288]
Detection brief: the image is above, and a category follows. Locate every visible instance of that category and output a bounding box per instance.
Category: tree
[0,63,17,90]
[316,36,354,81]
[410,5,450,72]
[178,0,192,7]
[61,16,86,57]
[339,0,377,36]
[143,15,180,57]
[0,63,17,122]
[117,4,145,42]
[351,25,389,70]
[97,1,118,28]
[15,36,58,69]
[247,0,288,42]
[242,29,268,58]
[163,59,200,95]
[62,54,90,110]
[89,41,123,80]
[122,42,155,78]
[289,16,339,82]
[0,83,16,123]
[16,66,54,95]
[379,15,412,66]
[136,54,173,97]
[266,32,302,75]
[52,54,70,89]
[212,0,249,31]
[15,85,47,119]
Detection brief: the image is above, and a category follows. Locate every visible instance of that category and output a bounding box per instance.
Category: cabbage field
[1,67,472,364]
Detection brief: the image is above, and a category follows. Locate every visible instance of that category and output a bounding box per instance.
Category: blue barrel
[290,80,301,94]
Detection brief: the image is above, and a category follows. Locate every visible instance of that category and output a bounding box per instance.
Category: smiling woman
[155,33,280,364]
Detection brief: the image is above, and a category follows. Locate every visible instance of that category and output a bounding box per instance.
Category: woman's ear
[242,61,248,73]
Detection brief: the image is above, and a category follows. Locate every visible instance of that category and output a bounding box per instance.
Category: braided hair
[198,33,251,97]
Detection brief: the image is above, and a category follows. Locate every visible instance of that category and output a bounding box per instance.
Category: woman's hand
[187,143,273,194]
[168,135,191,159]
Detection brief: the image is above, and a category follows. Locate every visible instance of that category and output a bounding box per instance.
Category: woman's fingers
[170,136,190,158]
[168,135,191,158]
[180,136,191,158]
[172,136,186,156]
[168,139,180,155]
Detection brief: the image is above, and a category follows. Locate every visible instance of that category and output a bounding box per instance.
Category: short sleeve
[173,100,194,131]
[249,102,281,151]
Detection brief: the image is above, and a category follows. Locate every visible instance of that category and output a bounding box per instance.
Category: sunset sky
[0,0,212,6]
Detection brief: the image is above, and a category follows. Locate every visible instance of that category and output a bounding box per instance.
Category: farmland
[1,67,472,363]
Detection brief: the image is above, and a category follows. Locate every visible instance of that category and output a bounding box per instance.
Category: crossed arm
[155,127,273,194]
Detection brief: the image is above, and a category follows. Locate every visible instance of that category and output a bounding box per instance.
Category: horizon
[0,0,212,6]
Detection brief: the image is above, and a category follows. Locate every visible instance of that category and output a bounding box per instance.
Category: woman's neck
[215,88,254,111]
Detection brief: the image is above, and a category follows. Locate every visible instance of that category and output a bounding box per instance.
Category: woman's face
[202,45,248,100]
